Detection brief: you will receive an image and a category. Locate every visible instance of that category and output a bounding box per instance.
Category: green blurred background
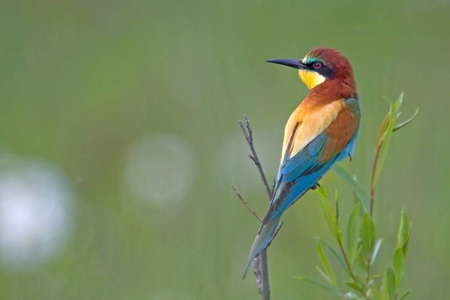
[1,0,449,299]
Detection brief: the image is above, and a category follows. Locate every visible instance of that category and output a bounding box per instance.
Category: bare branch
[236,115,276,300]
[238,115,273,200]
[232,186,262,223]
[252,249,270,300]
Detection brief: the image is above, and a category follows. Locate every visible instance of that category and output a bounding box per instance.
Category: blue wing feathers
[266,131,357,222]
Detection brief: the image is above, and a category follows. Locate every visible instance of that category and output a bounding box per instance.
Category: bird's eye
[313,61,323,69]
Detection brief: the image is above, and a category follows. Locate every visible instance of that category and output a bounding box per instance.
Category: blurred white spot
[123,133,195,206]
[0,159,75,270]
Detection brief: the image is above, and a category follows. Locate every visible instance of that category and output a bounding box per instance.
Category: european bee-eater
[243,48,360,278]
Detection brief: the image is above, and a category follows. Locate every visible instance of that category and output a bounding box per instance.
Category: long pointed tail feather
[242,215,281,279]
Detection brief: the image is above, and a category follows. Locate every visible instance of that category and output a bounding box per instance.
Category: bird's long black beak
[266,58,306,69]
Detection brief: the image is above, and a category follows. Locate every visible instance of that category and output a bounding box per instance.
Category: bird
[243,47,361,278]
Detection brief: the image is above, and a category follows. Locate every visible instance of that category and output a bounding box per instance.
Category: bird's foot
[348,154,353,162]
[310,182,321,190]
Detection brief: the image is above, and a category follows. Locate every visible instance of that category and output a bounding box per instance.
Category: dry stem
[234,114,274,300]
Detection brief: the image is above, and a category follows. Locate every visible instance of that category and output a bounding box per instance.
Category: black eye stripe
[317,66,334,78]
[305,60,334,79]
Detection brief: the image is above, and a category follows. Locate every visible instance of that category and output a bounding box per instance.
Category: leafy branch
[370,93,419,216]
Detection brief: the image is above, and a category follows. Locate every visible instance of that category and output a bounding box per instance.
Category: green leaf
[393,108,419,132]
[346,281,365,295]
[315,266,334,287]
[296,276,342,297]
[356,243,366,270]
[333,164,370,212]
[373,93,407,189]
[393,248,405,288]
[370,239,383,266]
[335,190,339,222]
[371,287,380,300]
[397,206,410,256]
[352,190,366,216]
[399,291,411,300]
[315,186,342,242]
[361,213,376,255]
[317,242,337,287]
[373,115,395,189]
[380,274,389,299]
[375,113,391,148]
[393,92,404,114]
[316,239,347,271]
[347,204,361,265]
[386,267,396,300]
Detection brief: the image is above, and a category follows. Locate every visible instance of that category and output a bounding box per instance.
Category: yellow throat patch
[298,69,326,90]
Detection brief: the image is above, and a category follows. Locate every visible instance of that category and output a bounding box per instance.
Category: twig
[236,114,273,300]
[337,239,358,284]
[232,186,262,223]
[337,237,370,300]
[238,115,273,200]
[366,258,371,289]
